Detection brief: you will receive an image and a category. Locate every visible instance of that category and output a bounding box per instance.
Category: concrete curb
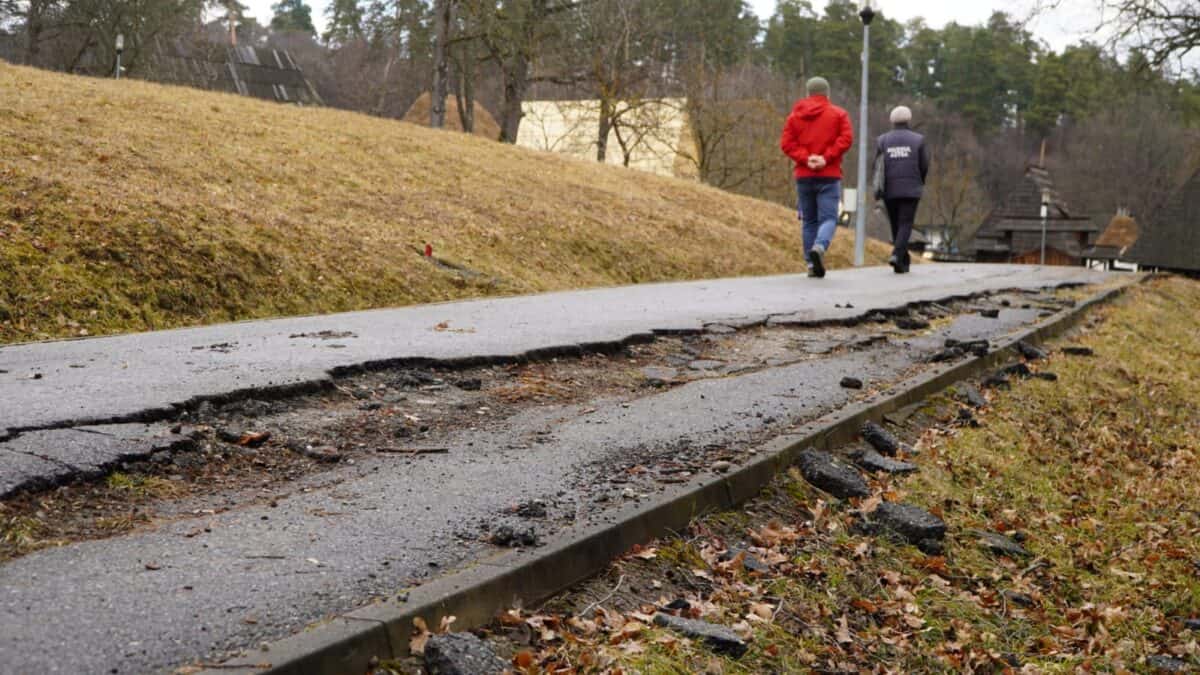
[202,279,1137,675]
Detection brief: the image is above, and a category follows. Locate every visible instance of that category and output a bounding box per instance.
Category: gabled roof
[146,38,322,105]
[1126,171,1200,272]
[1084,214,1140,261]
[962,164,1094,255]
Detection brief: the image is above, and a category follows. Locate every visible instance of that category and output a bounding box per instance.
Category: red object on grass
[425,243,433,257]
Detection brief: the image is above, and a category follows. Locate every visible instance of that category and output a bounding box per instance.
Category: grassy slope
[0,63,888,344]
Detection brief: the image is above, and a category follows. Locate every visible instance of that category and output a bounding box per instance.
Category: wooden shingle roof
[1126,172,1200,272]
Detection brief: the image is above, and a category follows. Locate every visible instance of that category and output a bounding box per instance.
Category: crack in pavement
[0,302,1064,674]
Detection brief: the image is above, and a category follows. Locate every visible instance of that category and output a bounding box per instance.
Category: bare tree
[1053,99,1197,224]
[430,0,455,127]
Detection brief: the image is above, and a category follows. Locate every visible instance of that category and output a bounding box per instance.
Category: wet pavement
[0,287,1092,673]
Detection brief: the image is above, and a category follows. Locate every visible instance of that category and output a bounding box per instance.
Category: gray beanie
[890,106,913,125]
[806,77,830,96]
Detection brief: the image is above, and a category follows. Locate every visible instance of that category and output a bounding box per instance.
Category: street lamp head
[115,33,124,53]
[859,0,877,25]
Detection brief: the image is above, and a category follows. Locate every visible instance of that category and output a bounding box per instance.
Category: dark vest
[876,127,927,200]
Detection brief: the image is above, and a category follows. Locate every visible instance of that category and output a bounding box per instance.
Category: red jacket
[780,95,854,179]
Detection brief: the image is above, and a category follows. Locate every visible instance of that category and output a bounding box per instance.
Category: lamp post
[853,0,877,268]
[114,33,124,79]
[1039,189,1050,266]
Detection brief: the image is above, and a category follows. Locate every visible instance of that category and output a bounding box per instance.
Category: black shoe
[807,248,826,278]
[889,254,900,273]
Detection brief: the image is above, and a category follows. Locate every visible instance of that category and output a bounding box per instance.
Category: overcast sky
[240,0,1103,52]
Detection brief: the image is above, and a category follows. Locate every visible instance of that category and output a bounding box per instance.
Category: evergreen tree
[271,0,315,34]
[323,0,364,44]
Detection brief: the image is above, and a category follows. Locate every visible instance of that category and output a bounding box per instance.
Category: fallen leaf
[410,617,431,655]
[835,615,853,644]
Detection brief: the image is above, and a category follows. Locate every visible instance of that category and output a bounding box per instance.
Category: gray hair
[890,106,913,125]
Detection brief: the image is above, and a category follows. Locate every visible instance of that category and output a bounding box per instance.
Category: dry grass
[0,63,889,344]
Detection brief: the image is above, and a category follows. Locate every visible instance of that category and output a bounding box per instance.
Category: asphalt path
[1,304,1056,673]
[0,264,1108,435]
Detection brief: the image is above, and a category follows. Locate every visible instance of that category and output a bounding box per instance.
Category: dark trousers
[885,198,920,265]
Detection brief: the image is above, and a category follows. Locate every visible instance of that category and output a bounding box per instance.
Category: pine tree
[270,0,315,35]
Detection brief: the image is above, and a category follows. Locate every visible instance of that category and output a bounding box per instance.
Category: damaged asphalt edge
[200,279,1135,675]
[0,284,1078,446]
[0,283,1088,502]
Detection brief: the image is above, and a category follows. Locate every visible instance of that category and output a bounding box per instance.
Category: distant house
[1083,212,1140,271]
[515,98,699,180]
[1126,171,1200,275]
[960,165,1100,266]
[145,39,322,105]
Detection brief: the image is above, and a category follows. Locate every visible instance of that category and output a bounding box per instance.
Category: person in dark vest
[873,106,929,274]
[780,76,854,278]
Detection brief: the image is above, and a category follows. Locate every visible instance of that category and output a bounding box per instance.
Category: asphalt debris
[798,449,870,500]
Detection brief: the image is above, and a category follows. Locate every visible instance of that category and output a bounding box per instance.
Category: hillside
[0,63,889,344]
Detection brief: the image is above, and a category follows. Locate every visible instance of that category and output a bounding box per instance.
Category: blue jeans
[796,179,841,253]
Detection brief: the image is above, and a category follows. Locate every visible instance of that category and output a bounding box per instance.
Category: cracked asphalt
[0,266,1112,673]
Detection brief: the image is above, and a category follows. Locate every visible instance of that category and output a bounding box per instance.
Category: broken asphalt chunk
[424,633,508,675]
[852,449,918,475]
[1034,372,1059,382]
[970,529,1030,557]
[640,366,680,387]
[869,502,947,546]
[1016,341,1048,361]
[798,449,870,500]
[720,546,770,574]
[1002,590,1036,608]
[894,317,931,330]
[980,309,1001,319]
[1000,363,1033,379]
[840,377,864,390]
[454,378,482,391]
[1146,655,1190,673]
[861,420,901,456]
[488,525,538,548]
[1063,346,1095,357]
[928,346,965,363]
[958,383,988,409]
[982,373,1010,390]
[652,614,748,658]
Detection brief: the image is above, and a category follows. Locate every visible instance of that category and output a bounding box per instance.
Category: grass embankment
[0,63,888,344]
[469,277,1200,673]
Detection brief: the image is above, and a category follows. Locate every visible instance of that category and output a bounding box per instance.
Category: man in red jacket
[780,77,854,278]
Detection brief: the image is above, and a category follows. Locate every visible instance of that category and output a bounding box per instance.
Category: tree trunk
[454,52,475,134]
[596,96,614,162]
[430,0,455,128]
[498,51,528,143]
[25,0,48,66]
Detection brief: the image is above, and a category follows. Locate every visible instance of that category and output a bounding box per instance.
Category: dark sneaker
[807,248,826,278]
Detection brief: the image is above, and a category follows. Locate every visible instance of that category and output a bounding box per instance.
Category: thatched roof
[403,93,501,140]
[1095,215,1139,249]
[1126,171,1200,272]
